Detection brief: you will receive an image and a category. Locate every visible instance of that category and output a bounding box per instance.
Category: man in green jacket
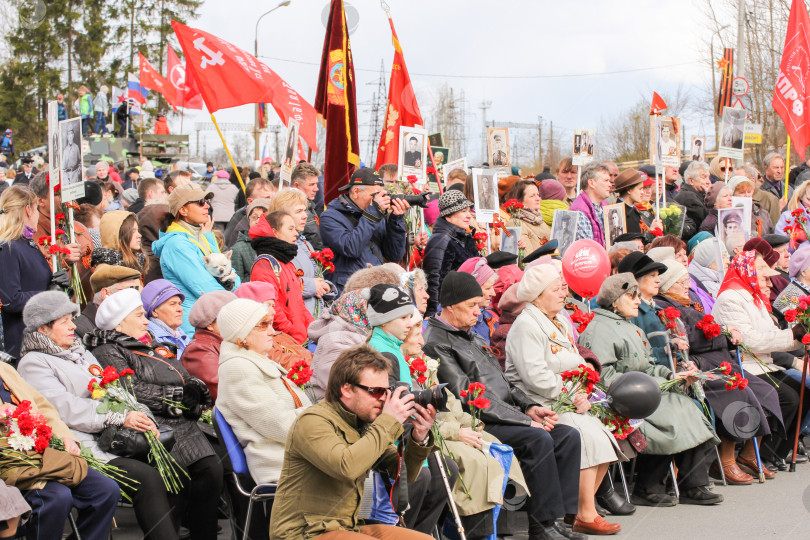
[270,345,437,539]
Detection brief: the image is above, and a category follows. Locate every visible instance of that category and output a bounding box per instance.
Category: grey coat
[292,234,335,317]
[18,348,117,461]
[308,312,368,400]
[578,308,718,455]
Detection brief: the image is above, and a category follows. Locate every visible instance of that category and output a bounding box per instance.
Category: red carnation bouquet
[503,199,524,225]
[90,366,188,493]
[588,390,635,440]
[311,248,335,276]
[287,360,317,403]
[658,306,681,330]
[473,231,488,256]
[660,360,748,392]
[783,208,809,250]
[783,294,810,347]
[406,355,428,386]
[460,382,490,430]
[695,314,776,383]
[550,363,599,413]
[570,308,595,333]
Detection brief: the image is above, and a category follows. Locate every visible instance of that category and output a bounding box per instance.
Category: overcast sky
[175,0,719,164]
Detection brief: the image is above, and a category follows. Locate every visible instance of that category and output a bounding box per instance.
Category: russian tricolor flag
[127,73,148,104]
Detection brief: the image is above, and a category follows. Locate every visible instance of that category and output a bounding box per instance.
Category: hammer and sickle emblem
[193,37,225,69]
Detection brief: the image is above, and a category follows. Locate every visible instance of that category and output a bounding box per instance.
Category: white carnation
[8,433,35,452]
[426,359,439,371]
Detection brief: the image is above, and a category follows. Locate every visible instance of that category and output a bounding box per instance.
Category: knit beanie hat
[687,231,713,255]
[439,271,483,307]
[646,246,675,263]
[727,175,754,195]
[596,273,638,308]
[458,257,496,287]
[365,284,414,327]
[438,190,474,217]
[23,291,79,332]
[189,290,238,329]
[122,188,139,205]
[141,279,185,318]
[235,281,277,303]
[516,265,561,302]
[537,179,566,201]
[96,289,144,331]
[692,238,719,268]
[658,260,689,292]
[217,298,269,343]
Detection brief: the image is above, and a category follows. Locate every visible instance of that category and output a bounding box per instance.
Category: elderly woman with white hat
[579,274,721,508]
[86,289,223,540]
[505,265,622,536]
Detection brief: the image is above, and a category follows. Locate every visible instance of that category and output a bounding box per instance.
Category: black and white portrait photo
[718,207,746,245]
[572,128,595,166]
[551,209,579,256]
[472,168,499,218]
[719,107,746,160]
[691,136,705,162]
[59,118,85,201]
[487,127,510,167]
[398,126,428,184]
[603,203,626,250]
[279,118,300,187]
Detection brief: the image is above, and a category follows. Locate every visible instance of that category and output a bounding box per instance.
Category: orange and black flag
[716,48,734,116]
[315,0,360,203]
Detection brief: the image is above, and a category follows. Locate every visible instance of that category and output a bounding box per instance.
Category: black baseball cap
[338,167,383,191]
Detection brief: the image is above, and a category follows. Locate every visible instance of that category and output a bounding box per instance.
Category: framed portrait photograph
[602,203,627,250]
[717,207,747,245]
[487,127,510,167]
[501,226,521,256]
[650,116,681,167]
[551,209,579,257]
[430,146,449,169]
[48,101,61,186]
[59,118,85,202]
[279,118,300,188]
[690,135,706,162]
[718,107,746,160]
[428,132,444,147]
[572,128,595,166]
[471,167,499,221]
[731,196,753,237]
[398,126,428,185]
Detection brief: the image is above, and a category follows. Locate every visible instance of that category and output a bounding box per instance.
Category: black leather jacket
[423,316,538,426]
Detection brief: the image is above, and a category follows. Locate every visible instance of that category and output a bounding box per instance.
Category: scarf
[251,236,298,263]
[569,191,605,246]
[717,250,771,311]
[22,225,35,240]
[518,207,543,226]
[166,221,213,256]
[330,290,370,330]
[662,289,692,308]
[20,331,87,362]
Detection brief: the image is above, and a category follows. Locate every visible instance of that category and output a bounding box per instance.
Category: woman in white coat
[712,250,808,466]
[505,265,622,536]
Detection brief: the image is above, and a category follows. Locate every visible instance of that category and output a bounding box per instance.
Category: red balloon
[562,239,610,299]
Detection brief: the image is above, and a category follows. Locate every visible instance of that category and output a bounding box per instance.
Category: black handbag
[98,424,176,460]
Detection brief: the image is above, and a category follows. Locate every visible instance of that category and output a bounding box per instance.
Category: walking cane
[432,449,466,540]
[790,347,809,472]
[735,349,766,483]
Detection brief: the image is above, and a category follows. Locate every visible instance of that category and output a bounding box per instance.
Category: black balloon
[606,372,661,419]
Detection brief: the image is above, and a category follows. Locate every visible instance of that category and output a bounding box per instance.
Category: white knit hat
[658,260,689,293]
[216,298,269,343]
[96,289,144,331]
[516,265,561,302]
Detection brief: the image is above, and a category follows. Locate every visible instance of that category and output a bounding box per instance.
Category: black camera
[394,382,449,412]
[389,192,440,208]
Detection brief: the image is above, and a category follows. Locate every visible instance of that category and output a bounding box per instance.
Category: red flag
[139,52,177,110]
[171,20,318,151]
[773,0,810,157]
[167,46,203,110]
[315,0,360,203]
[650,92,667,115]
[374,17,423,171]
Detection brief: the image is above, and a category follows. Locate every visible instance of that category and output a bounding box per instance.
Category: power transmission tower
[432,85,468,160]
[362,60,388,165]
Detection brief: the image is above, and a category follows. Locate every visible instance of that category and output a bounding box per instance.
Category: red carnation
[785,309,798,323]
[467,382,486,396]
[719,361,732,375]
[737,378,749,390]
[802,335,810,345]
[459,390,468,398]
[34,435,49,453]
[650,227,663,237]
[120,368,135,377]
[470,397,491,409]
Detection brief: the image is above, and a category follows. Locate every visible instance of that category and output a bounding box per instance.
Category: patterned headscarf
[717,250,771,311]
[330,289,370,330]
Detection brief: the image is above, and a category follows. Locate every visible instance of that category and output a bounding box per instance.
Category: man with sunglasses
[74,264,142,339]
[271,345,437,540]
[152,183,240,337]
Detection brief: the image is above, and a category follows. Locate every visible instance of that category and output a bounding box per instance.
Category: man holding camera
[423,272,583,540]
[270,345,437,539]
[320,168,410,294]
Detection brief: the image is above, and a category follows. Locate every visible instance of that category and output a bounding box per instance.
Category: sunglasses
[187,199,210,207]
[353,383,390,399]
[253,319,272,331]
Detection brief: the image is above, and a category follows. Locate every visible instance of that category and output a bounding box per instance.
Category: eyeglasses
[186,199,210,207]
[353,383,390,399]
[253,319,272,331]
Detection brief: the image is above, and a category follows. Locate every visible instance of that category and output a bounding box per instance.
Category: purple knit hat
[458,257,496,286]
[141,279,185,317]
[537,179,566,201]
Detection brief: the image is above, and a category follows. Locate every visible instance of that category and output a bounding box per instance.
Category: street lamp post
[254,0,292,163]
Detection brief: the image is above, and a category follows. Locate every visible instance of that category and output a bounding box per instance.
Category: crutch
[432,449,466,540]
[735,349,766,482]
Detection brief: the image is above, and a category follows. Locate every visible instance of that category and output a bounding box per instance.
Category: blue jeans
[784,368,810,436]
[94,111,108,134]
[23,468,120,540]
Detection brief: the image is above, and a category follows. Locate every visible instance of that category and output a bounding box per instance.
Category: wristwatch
[413,433,430,447]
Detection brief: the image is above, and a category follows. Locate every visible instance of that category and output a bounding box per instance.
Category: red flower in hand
[802,335,810,345]
[650,227,663,237]
[785,309,798,323]
[719,361,732,375]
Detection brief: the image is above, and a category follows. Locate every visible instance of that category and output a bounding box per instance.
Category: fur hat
[343,265,402,293]
[189,290,238,329]
[438,190,474,217]
[216,298,269,343]
[96,289,144,331]
[365,284,414,327]
[596,273,638,308]
[23,291,79,332]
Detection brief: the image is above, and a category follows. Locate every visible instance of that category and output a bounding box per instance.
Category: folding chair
[213,409,277,540]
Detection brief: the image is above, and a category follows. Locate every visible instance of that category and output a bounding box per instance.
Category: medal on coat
[155,346,176,359]
[88,364,103,377]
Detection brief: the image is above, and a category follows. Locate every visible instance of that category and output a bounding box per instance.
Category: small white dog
[203,251,237,291]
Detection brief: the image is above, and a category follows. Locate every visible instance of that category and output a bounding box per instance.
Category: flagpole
[426,145,444,195]
[211,113,246,193]
[785,135,792,200]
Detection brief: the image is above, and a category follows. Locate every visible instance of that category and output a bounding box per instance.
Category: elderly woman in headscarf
[688,236,725,299]
[654,258,784,482]
[458,256,499,344]
[505,265,622,536]
[578,274,721,507]
[698,183,733,234]
[712,250,810,469]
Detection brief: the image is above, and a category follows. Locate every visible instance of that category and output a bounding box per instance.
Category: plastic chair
[213,409,277,540]
[307,342,317,354]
